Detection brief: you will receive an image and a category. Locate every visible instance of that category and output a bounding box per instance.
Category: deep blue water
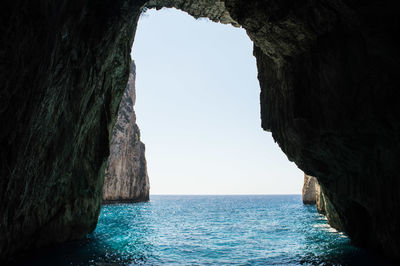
[17,195,389,265]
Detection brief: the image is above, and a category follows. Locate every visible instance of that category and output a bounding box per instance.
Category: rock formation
[302,174,318,204]
[303,174,343,231]
[1,0,400,260]
[0,0,145,259]
[315,182,343,231]
[103,61,150,203]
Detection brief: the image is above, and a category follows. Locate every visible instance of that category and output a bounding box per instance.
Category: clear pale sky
[131,8,303,195]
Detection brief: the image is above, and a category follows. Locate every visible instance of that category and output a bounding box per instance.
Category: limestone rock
[303,174,343,231]
[0,0,147,259]
[316,183,344,231]
[103,61,150,203]
[302,174,318,204]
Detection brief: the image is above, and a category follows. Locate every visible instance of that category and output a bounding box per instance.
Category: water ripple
[15,195,392,265]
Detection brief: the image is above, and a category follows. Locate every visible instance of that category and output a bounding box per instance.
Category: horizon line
[150,193,301,196]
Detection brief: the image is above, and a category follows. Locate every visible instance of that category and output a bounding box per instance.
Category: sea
[16,195,390,265]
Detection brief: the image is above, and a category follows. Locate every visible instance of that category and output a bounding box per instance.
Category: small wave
[313,223,339,233]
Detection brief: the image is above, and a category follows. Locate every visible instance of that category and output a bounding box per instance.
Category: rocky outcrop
[1,0,400,260]
[315,183,343,231]
[303,174,343,231]
[103,61,150,203]
[302,174,318,204]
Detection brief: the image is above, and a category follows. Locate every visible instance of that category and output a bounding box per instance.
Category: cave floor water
[16,195,391,265]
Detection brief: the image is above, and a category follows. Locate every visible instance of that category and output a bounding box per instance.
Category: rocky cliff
[302,174,318,204]
[0,0,146,259]
[315,181,343,231]
[1,0,400,260]
[103,61,150,203]
[303,174,343,230]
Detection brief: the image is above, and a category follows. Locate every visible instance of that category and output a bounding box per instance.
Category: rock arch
[0,0,399,260]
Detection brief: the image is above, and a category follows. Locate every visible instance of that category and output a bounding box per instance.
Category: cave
[1,0,400,261]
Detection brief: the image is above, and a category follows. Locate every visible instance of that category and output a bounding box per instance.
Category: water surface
[17,195,388,265]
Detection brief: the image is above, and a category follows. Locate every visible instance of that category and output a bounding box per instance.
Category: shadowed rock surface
[103,61,150,203]
[303,174,343,231]
[1,0,400,260]
[316,181,344,231]
[0,0,147,259]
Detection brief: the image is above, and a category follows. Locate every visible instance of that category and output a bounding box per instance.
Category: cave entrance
[104,7,303,199]
[135,8,303,195]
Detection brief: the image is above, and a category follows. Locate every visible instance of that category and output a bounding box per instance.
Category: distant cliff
[302,174,318,204]
[103,61,150,203]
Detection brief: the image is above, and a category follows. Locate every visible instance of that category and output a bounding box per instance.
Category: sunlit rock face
[302,174,318,204]
[0,0,399,260]
[103,61,150,203]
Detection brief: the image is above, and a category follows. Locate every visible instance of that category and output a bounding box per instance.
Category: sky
[131,8,303,195]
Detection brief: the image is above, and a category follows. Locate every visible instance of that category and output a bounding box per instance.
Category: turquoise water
[17,195,388,265]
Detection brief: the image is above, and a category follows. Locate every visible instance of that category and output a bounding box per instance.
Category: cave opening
[104,7,303,198]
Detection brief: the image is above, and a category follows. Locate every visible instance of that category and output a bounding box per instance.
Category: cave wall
[302,174,343,230]
[1,0,400,260]
[103,61,150,203]
[0,0,147,258]
[252,1,400,257]
[315,180,344,231]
